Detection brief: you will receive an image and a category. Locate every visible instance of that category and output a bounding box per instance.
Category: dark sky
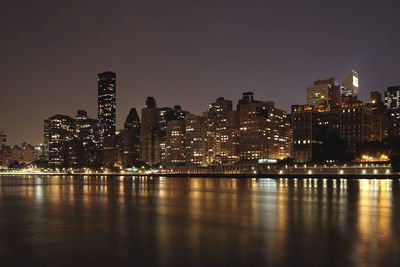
[1,0,400,145]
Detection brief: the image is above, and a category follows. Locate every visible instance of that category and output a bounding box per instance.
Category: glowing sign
[353,76,358,87]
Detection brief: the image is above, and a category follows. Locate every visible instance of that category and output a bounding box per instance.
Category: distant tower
[98,71,116,137]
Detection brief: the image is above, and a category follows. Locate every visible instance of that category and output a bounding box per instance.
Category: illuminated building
[98,71,116,136]
[120,108,141,168]
[98,71,117,168]
[165,119,186,165]
[307,78,341,108]
[341,70,359,97]
[238,92,290,161]
[45,114,76,167]
[75,110,102,167]
[158,105,189,162]
[139,97,161,166]
[206,97,240,163]
[384,86,400,137]
[184,114,211,165]
[384,86,400,110]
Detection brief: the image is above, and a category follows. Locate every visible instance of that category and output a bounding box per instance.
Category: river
[0,175,399,266]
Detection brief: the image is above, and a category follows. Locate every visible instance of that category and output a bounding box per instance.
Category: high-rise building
[165,119,186,166]
[307,78,341,108]
[185,114,210,165]
[98,71,116,136]
[45,114,76,167]
[120,108,141,168]
[207,97,239,163]
[158,105,189,162]
[98,71,117,167]
[341,70,359,97]
[75,110,102,167]
[238,92,291,161]
[384,86,400,137]
[139,97,161,166]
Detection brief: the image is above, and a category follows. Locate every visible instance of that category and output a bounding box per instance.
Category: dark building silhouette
[120,108,141,168]
[139,97,161,166]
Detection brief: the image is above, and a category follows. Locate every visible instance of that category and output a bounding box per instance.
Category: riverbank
[0,172,399,179]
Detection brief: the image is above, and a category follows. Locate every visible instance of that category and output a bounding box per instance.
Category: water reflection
[0,176,399,266]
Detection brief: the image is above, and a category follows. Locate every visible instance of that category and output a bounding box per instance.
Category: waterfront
[1,176,400,266]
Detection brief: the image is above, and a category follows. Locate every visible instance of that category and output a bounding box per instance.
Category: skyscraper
[98,71,117,167]
[98,71,116,137]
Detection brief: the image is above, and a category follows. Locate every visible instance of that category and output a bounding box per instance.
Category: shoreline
[0,172,399,179]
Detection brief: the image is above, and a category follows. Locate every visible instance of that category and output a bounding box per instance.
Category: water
[0,176,399,266]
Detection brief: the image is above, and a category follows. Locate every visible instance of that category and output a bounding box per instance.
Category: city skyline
[1,0,400,145]
[1,68,399,146]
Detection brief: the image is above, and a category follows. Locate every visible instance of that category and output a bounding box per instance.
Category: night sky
[1,0,399,145]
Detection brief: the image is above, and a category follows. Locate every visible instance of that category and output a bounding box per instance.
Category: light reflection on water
[0,176,399,266]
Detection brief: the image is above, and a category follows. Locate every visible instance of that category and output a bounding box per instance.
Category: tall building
[98,71,116,136]
[341,70,359,97]
[207,97,239,163]
[307,78,341,108]
[158,105,189,163]
[139,97,161,166]
[165,119,186,166]
[98,71,117,167]
[120,108,141,168]
[75,110,102,167]
[185,114,210,165]
[45,114,76,167]
[238,92,291,161]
